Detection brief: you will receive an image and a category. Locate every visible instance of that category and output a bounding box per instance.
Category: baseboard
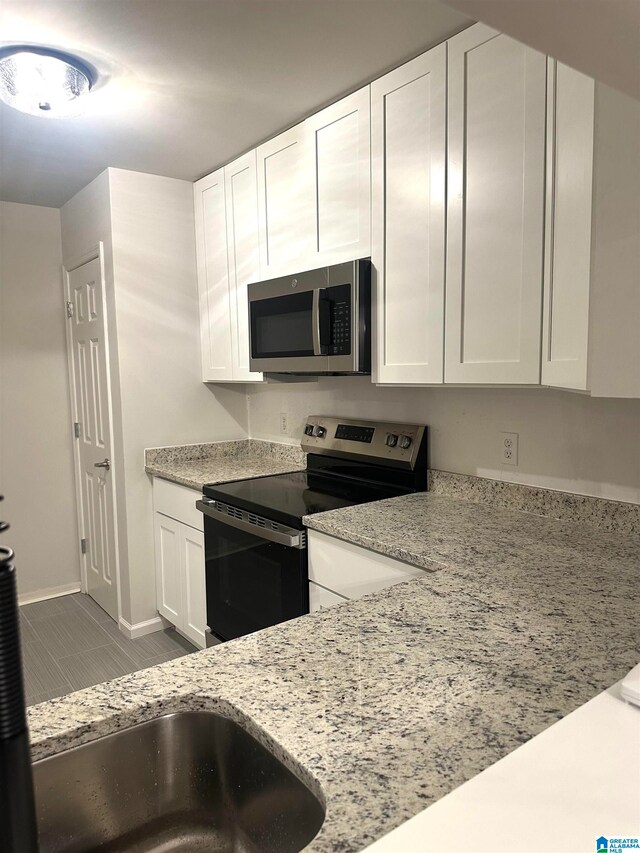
[119,614,170,639]
[18,583,82,606]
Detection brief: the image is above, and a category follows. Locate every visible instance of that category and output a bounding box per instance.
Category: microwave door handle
[312,288,328,356]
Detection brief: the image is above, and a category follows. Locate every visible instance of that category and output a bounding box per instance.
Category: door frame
[62,243,122,621]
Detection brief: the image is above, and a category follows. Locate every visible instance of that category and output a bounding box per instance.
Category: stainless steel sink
[32,711,325,852]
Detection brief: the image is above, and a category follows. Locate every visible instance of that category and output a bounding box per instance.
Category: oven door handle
[196,500,306,549]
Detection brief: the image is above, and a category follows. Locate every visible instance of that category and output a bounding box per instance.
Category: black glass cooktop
[203,470,408,529]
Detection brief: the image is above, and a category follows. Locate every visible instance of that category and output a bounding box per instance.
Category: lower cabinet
[153,479,206,649]
[308,529,425,609]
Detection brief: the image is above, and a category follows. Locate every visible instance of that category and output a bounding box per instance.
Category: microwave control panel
[327,284,351,356]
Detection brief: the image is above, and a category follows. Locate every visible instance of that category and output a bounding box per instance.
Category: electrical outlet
[500,432,519,466]
[279,412,289,435]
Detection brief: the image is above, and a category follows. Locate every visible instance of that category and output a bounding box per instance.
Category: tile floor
[20,593,197,706]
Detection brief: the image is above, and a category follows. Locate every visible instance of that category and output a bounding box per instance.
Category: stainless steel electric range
[196,416,428,644]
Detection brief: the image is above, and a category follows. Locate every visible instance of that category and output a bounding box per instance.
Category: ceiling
[446,0,640,101]
[0,0,471,208]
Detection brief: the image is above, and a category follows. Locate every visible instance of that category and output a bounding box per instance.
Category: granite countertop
[28,494,640,853]
[144,438,306,489]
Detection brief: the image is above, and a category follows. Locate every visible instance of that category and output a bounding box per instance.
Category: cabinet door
[181,526,206,649]
[371,45,446,384]
[445,24,546,384]
[306,87,371,266]
[193,170,233,381]
[308,530,425,600]
[257,123,313,278]
[542,61,595,391]
[154,512,182,626]
[224,151,264,382]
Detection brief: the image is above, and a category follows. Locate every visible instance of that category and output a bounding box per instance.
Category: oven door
[197,500,308,642]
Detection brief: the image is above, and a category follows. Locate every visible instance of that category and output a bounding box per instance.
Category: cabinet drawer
[153,477,203,530]
[308,529,425,600]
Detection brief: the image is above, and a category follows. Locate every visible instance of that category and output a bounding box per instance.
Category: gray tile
[71,593,114,625]
[19,614,38,646]
[20,594,79,623]
[31,607,112,660]
[135,649,188,671]
[57,644,137,692]
[21,639,72,700]
[26,685,73,706]
[100,621,197,665]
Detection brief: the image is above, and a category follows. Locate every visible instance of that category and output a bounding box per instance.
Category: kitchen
[0,0,639,851]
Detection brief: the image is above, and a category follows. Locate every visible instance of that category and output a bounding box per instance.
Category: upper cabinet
[306,87,371,267]
[257,89,372,279]
[224,151,263,382]
[193,22,639,396]
[257,123,313,279]
[194,158,263,383]
[193,169,233,382]
[371,44,446,385]
[445,25,546,385]
[542,61,640,397]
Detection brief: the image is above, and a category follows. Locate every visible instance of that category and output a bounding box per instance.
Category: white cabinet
[542,61,640,397]
[308,529,426,606]
[194,159,263,383]
[309,582,348,613]
[257,123,314,279]
[224,151,263,382]
[445,24,546,385]
[257,89,371,279]
[153,478,206,649]
[371,44,446,385]
[194,169,233,382]
[306,87,371,267]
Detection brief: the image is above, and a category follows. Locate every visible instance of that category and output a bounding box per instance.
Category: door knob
[94,458,110,471]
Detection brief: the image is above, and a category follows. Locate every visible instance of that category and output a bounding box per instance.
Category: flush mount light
[0,47,94,117]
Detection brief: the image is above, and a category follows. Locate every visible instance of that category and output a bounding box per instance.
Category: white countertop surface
[361,680,640,853]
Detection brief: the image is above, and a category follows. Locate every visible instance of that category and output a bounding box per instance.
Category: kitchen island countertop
[28,492,639,852]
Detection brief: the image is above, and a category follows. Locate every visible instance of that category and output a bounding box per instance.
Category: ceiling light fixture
[0,47,94,117]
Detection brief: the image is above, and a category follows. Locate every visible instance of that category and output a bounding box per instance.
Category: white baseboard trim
[18,583,82,606]
[119,614,170,639]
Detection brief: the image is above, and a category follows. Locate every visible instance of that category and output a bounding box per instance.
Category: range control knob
[398,435,412,450]
[385,433,398,447]
[304,424,314,436]
[312,425,326,438]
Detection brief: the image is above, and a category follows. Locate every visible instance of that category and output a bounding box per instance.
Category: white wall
[0,201,81,601]
[108,168,248,626]
[61,168,249,627]
[247,379,640,504]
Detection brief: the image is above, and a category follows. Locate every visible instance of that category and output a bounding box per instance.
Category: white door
[224,151,263,382]
[306,86,371,266]
[371,43,446,385]
[66,256,118,619]
[257,123,314,278]
[445,24,546,384]
[194,169,233,381]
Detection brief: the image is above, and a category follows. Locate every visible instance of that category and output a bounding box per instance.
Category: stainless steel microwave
[248,258,371,375]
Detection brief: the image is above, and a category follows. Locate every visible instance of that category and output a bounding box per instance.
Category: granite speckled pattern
[303,491,640,572]
[144,439,306,489]
[27,497,639,852]
[428,469,640,535]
